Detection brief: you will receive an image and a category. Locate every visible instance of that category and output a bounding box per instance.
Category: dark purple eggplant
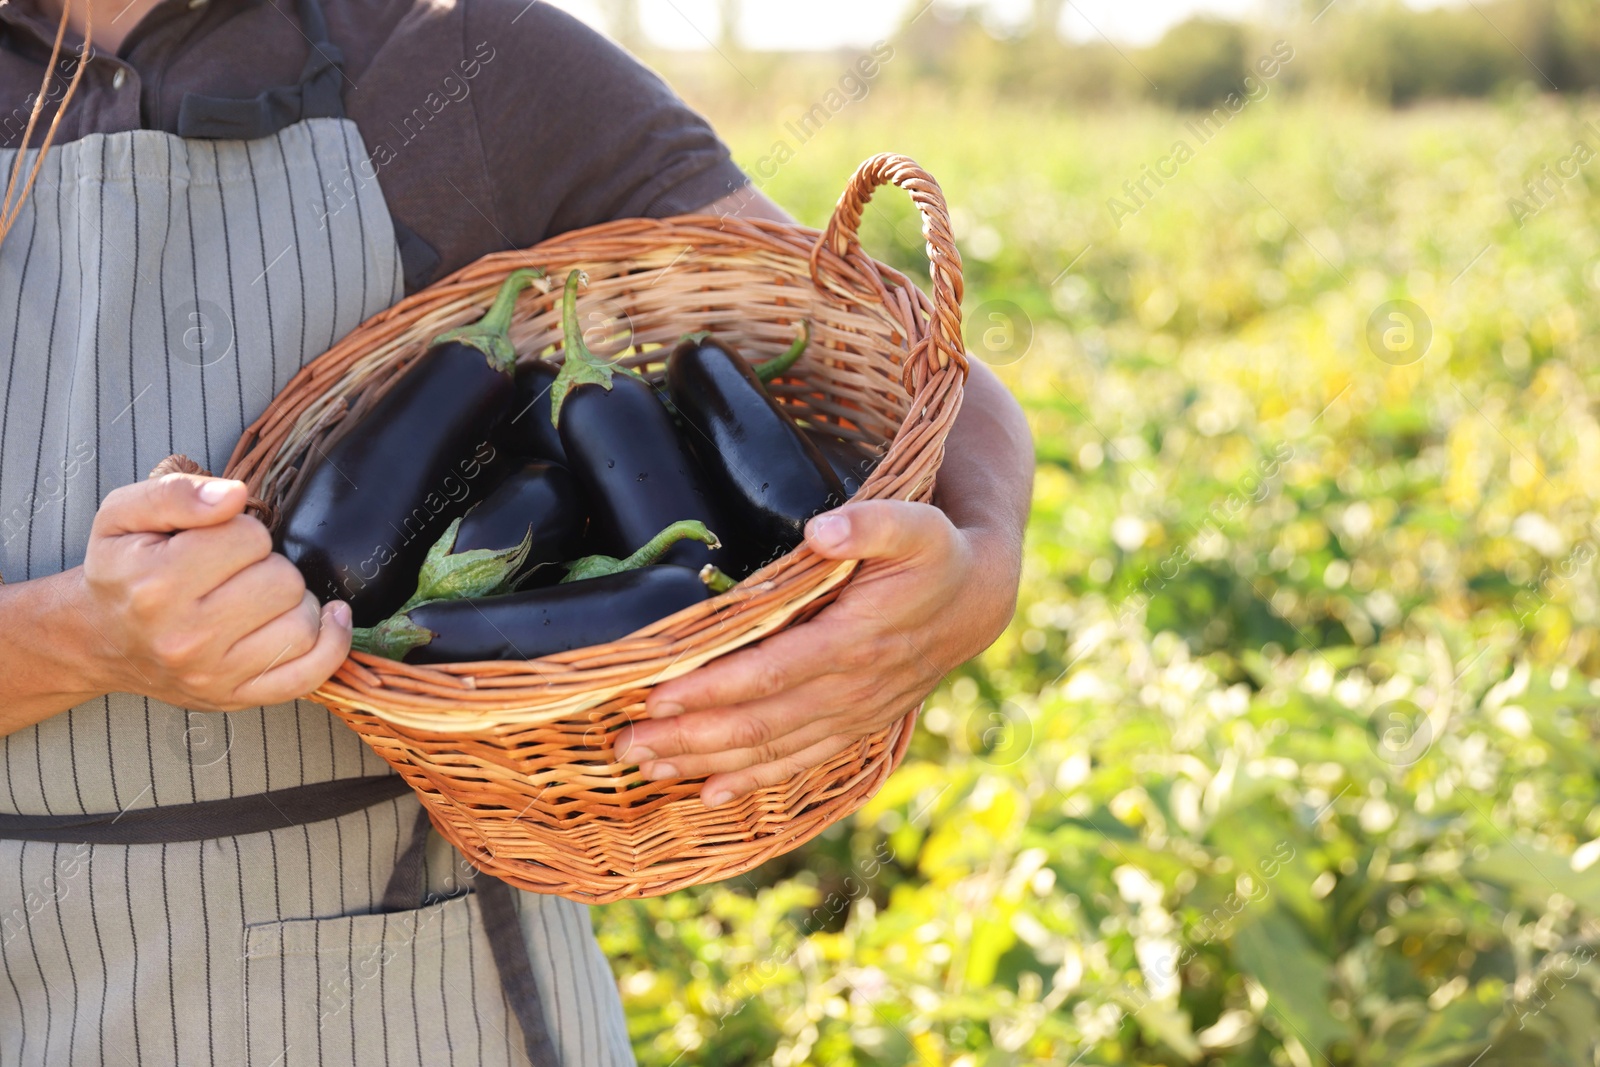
[377,461,587,614]
[666,334,844,565]
[549,271,730,571]
[276,269,543,625]
[354,565,713,664]
[452,460,585,586]
[805,430,882,499]
[499,359,567,463]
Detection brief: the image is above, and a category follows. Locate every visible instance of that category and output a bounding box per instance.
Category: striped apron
[0,6,635,1064]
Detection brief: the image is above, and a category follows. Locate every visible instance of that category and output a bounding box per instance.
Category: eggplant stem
[351,613,436,661]
[430,268,544,374]
[549,269,616,427]
[699,565,738,594]
[402,517,533,611]
[561,520,720,583]
[753,321,811,385]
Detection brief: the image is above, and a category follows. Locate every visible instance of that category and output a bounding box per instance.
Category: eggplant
[276,269,544,625]
[549,271,730,570]
[375,463,587,614]
[499,359,567,463]
[805,430,882,499]
[453,460,585,586]
[666,333,845,566]
[354,565,713,664]
[386,515,534,614]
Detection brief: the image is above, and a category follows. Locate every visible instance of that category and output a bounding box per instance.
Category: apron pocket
[241,891,520,1067]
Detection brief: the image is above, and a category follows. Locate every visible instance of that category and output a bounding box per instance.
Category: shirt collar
[0,1,91,58]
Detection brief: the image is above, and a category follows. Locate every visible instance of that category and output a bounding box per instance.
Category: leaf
[1390,989,1501,1067]
[857,761,956,823]
[1468,842,1600,914]
[1108,989,1202,1063]
[962,902,1017,988]
[1231,905,1346,1053]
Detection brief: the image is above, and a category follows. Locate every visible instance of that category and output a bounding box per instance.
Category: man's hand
[641,190,1034,807]
[616,499,1021,806]
[73,473,351,712]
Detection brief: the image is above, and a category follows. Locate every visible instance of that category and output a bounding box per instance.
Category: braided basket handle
[149,454,278,528]
[809,153,966,386]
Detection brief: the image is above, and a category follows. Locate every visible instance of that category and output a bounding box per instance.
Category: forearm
[933,359,1034,552]
[0,568,112,735]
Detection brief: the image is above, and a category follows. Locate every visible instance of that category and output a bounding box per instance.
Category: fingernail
[642,762,677,780]
[327,602,352,627]
[619,737,657,763]
[198,480,236,505]
[651,701,685,719]
[808,513,850,549]
[703,789,733,807]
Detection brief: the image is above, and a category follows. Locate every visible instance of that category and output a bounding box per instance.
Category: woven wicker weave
[218,154,966,903]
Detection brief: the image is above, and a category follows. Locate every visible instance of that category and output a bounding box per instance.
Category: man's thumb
[803,500,952,561]
[92,474,248,538]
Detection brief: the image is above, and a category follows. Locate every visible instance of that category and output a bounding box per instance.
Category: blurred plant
[591,75,1600,1067]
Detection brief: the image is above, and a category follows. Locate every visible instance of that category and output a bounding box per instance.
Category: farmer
[0,0,1033,1062]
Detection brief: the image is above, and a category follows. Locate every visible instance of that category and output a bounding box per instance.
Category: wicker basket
[221,154,967,903]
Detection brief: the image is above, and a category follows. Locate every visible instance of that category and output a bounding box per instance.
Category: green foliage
[1145,18,1252,110]
[595,92,1600,1066]
[1311,3,1527,104]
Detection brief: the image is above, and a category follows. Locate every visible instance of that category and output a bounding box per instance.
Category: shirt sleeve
[463,0,751,244]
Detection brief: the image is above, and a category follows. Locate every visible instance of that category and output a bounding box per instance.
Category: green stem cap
[351,613,436,662]
[549,269,617,428]
[560,520,721,583]
[753,321,811,385]
[399,516,532,613]
[429,268,544,375]
[699,565,738,594]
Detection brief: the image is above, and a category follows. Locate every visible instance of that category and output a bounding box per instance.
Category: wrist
[0,568,117,736]
[952,520,1023,652]
[35,568,123,698]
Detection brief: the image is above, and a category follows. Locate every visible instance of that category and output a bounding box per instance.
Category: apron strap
[393,216,443,295]
[476,870,564,1067]
[0,774,409,843]
[175,0,347,139]
[382,803,562,1067]
[380,804,435,911]
[169,0,446,292]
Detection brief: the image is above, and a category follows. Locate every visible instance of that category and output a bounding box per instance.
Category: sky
[546,0,1472,51]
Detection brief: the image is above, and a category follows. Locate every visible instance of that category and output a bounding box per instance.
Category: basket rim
[219,153,968,731]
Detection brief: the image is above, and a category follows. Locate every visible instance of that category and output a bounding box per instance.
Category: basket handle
[149,454,278,528]
[809,153,966,383]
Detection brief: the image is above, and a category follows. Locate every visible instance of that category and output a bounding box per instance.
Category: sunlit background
[573,3,1600,1065]
[548,0,1474,49]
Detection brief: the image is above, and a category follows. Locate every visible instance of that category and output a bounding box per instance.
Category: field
[593,89,1600,1066]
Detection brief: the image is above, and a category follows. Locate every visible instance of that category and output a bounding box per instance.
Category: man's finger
[236,601,352,706]
[92,474,248,539]
[166,517,280,602]
[635,709,843,780]
[642,614,853,724]
[223,591,324,675]
[699,734,860,807]
[804,499,955,562]
[622,685,844,765]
